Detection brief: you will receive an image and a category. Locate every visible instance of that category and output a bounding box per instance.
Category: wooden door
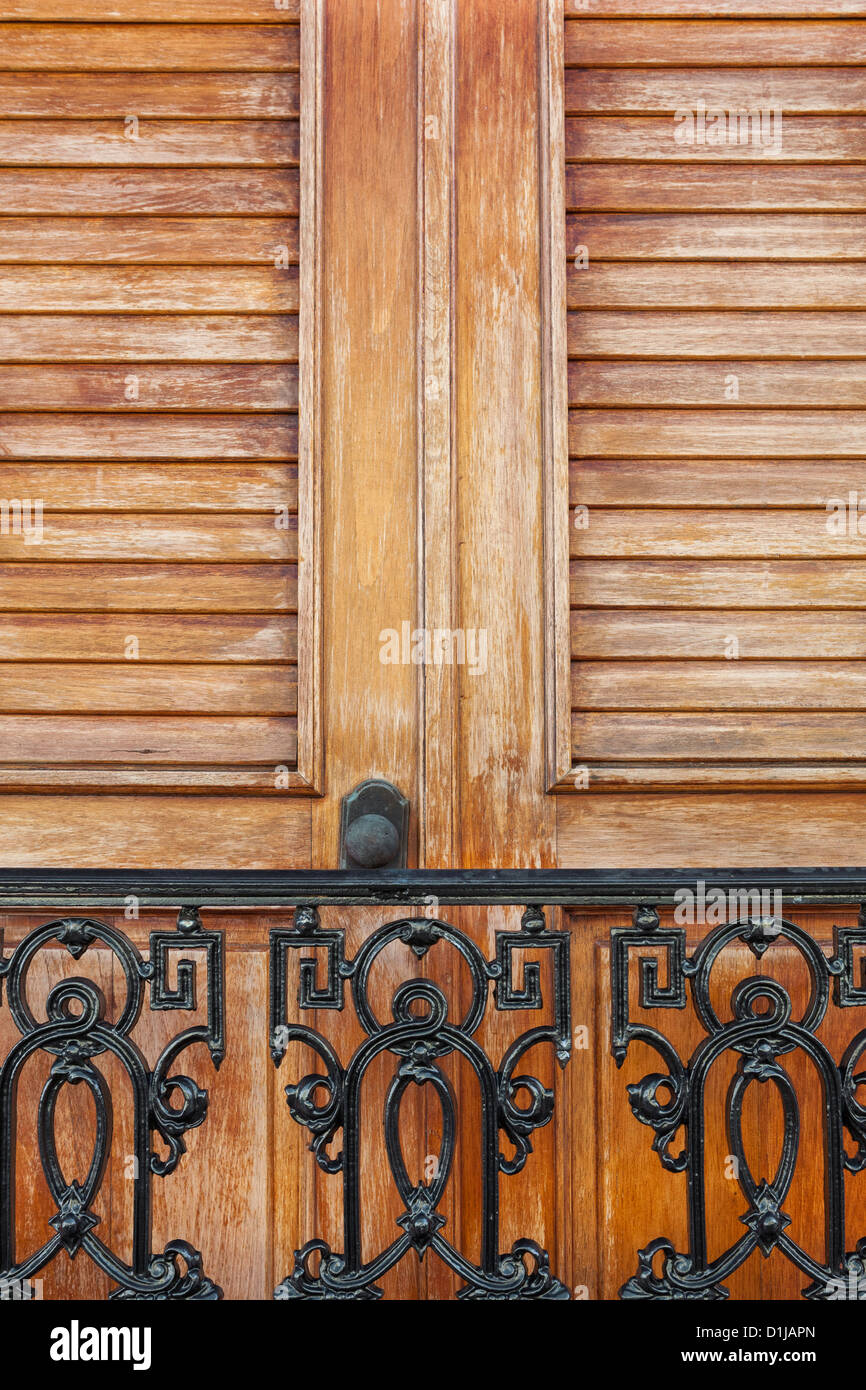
[3,0,866,1302]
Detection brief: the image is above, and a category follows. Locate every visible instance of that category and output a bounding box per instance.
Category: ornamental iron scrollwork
[0,906,224,1299]
[612,903,866,1300]
[270,904,572,1300]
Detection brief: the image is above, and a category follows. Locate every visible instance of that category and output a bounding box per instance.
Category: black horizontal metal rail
[0,865,865,909]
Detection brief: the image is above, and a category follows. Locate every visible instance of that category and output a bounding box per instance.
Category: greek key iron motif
[612,904,866,1300]
[0,907,224,1299]
[271,905,571,1299]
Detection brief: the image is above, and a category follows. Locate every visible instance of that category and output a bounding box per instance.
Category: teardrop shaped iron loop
[727,1065,800,1209]
[384,1064,456,1215]
[38,1062,113,1214]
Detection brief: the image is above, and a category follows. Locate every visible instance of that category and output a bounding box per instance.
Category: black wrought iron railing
[1,868,865,1302]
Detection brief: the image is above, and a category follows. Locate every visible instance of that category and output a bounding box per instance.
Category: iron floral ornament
[612,904,866,1300]
[0,907,224,1299]
[270,905,572,1300]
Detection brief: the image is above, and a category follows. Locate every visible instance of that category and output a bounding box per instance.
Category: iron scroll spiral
[270,906,572,1300]
[612,907,866,1300]
[0,909,224,1300]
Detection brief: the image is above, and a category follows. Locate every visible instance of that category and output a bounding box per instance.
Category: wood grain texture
[0,267,298,311]
[564,2,866,12]
[0,73,299,117]
[569,362,866,407]
[567,212,866,259]
[419,0,458,867]
[0,613,296,661]
[567,164,866,211]
[0,170,299,214]
[569,311,866,356]
[454,0,554,864]
[571,457,866,502]
[0,514,296,561]
[0,715,296,762]
[570,558,866,605]
[557,794,866,864]
[0,797,310,865]
[570,507,866,557]
[0,120,299,166]
[0,563,296,610]
[573,709,866,758]
[572,660,866,709]
[566,114,866,161]
[571,608,866,657]
[566,68,866,113]
[0,24,300,70]
[568,262,866,308]
[0,413,297,458]
[0,367,298,411]
[0,315,298,361]
[0,218,299,264]
[571,411,866,457]
[0,464,297,508]
[565,18,866,64]
[0,664,297,713]
[0,2,299,15]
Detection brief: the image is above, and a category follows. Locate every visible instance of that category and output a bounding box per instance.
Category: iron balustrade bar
[0,865,866,909]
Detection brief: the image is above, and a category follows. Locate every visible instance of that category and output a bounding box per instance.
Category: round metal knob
[344,813,400,868]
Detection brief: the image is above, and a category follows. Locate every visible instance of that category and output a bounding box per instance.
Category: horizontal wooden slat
[0,2,299,19]
[0,514,296,561]
[0,25,299,70]
[0,563,296,610]
[565,19,866,64]
[557,791,866,866]
[582,452,866,504]
[570,408,866,455]
[565,69,866,114]
[569,362,866,407]
[0,366,298,411]
[564,4,866,14]
[0,120,299,166]
[0,170,298,214]
[572,660,866,708]
[570,609,866,658]
[569,311,866,356]
[0,217,298,264]
[568,262,866,308]
[572,709,866,759]
[567,164,866,211]
[0,715,296,763]
[570,558,866,605]
[0,315,297,361]
[0,793,309,859]
[0,464,296,508]
[570,507,866,556]
[566,212,866,260]
[566,115,866,162]
[571,457,866,503]
[562,763,866,790]
[0,664,296,714]
[0,73,298,117]
[0,414,297,458]
[0,613,296,661]
[0,267,297,311]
